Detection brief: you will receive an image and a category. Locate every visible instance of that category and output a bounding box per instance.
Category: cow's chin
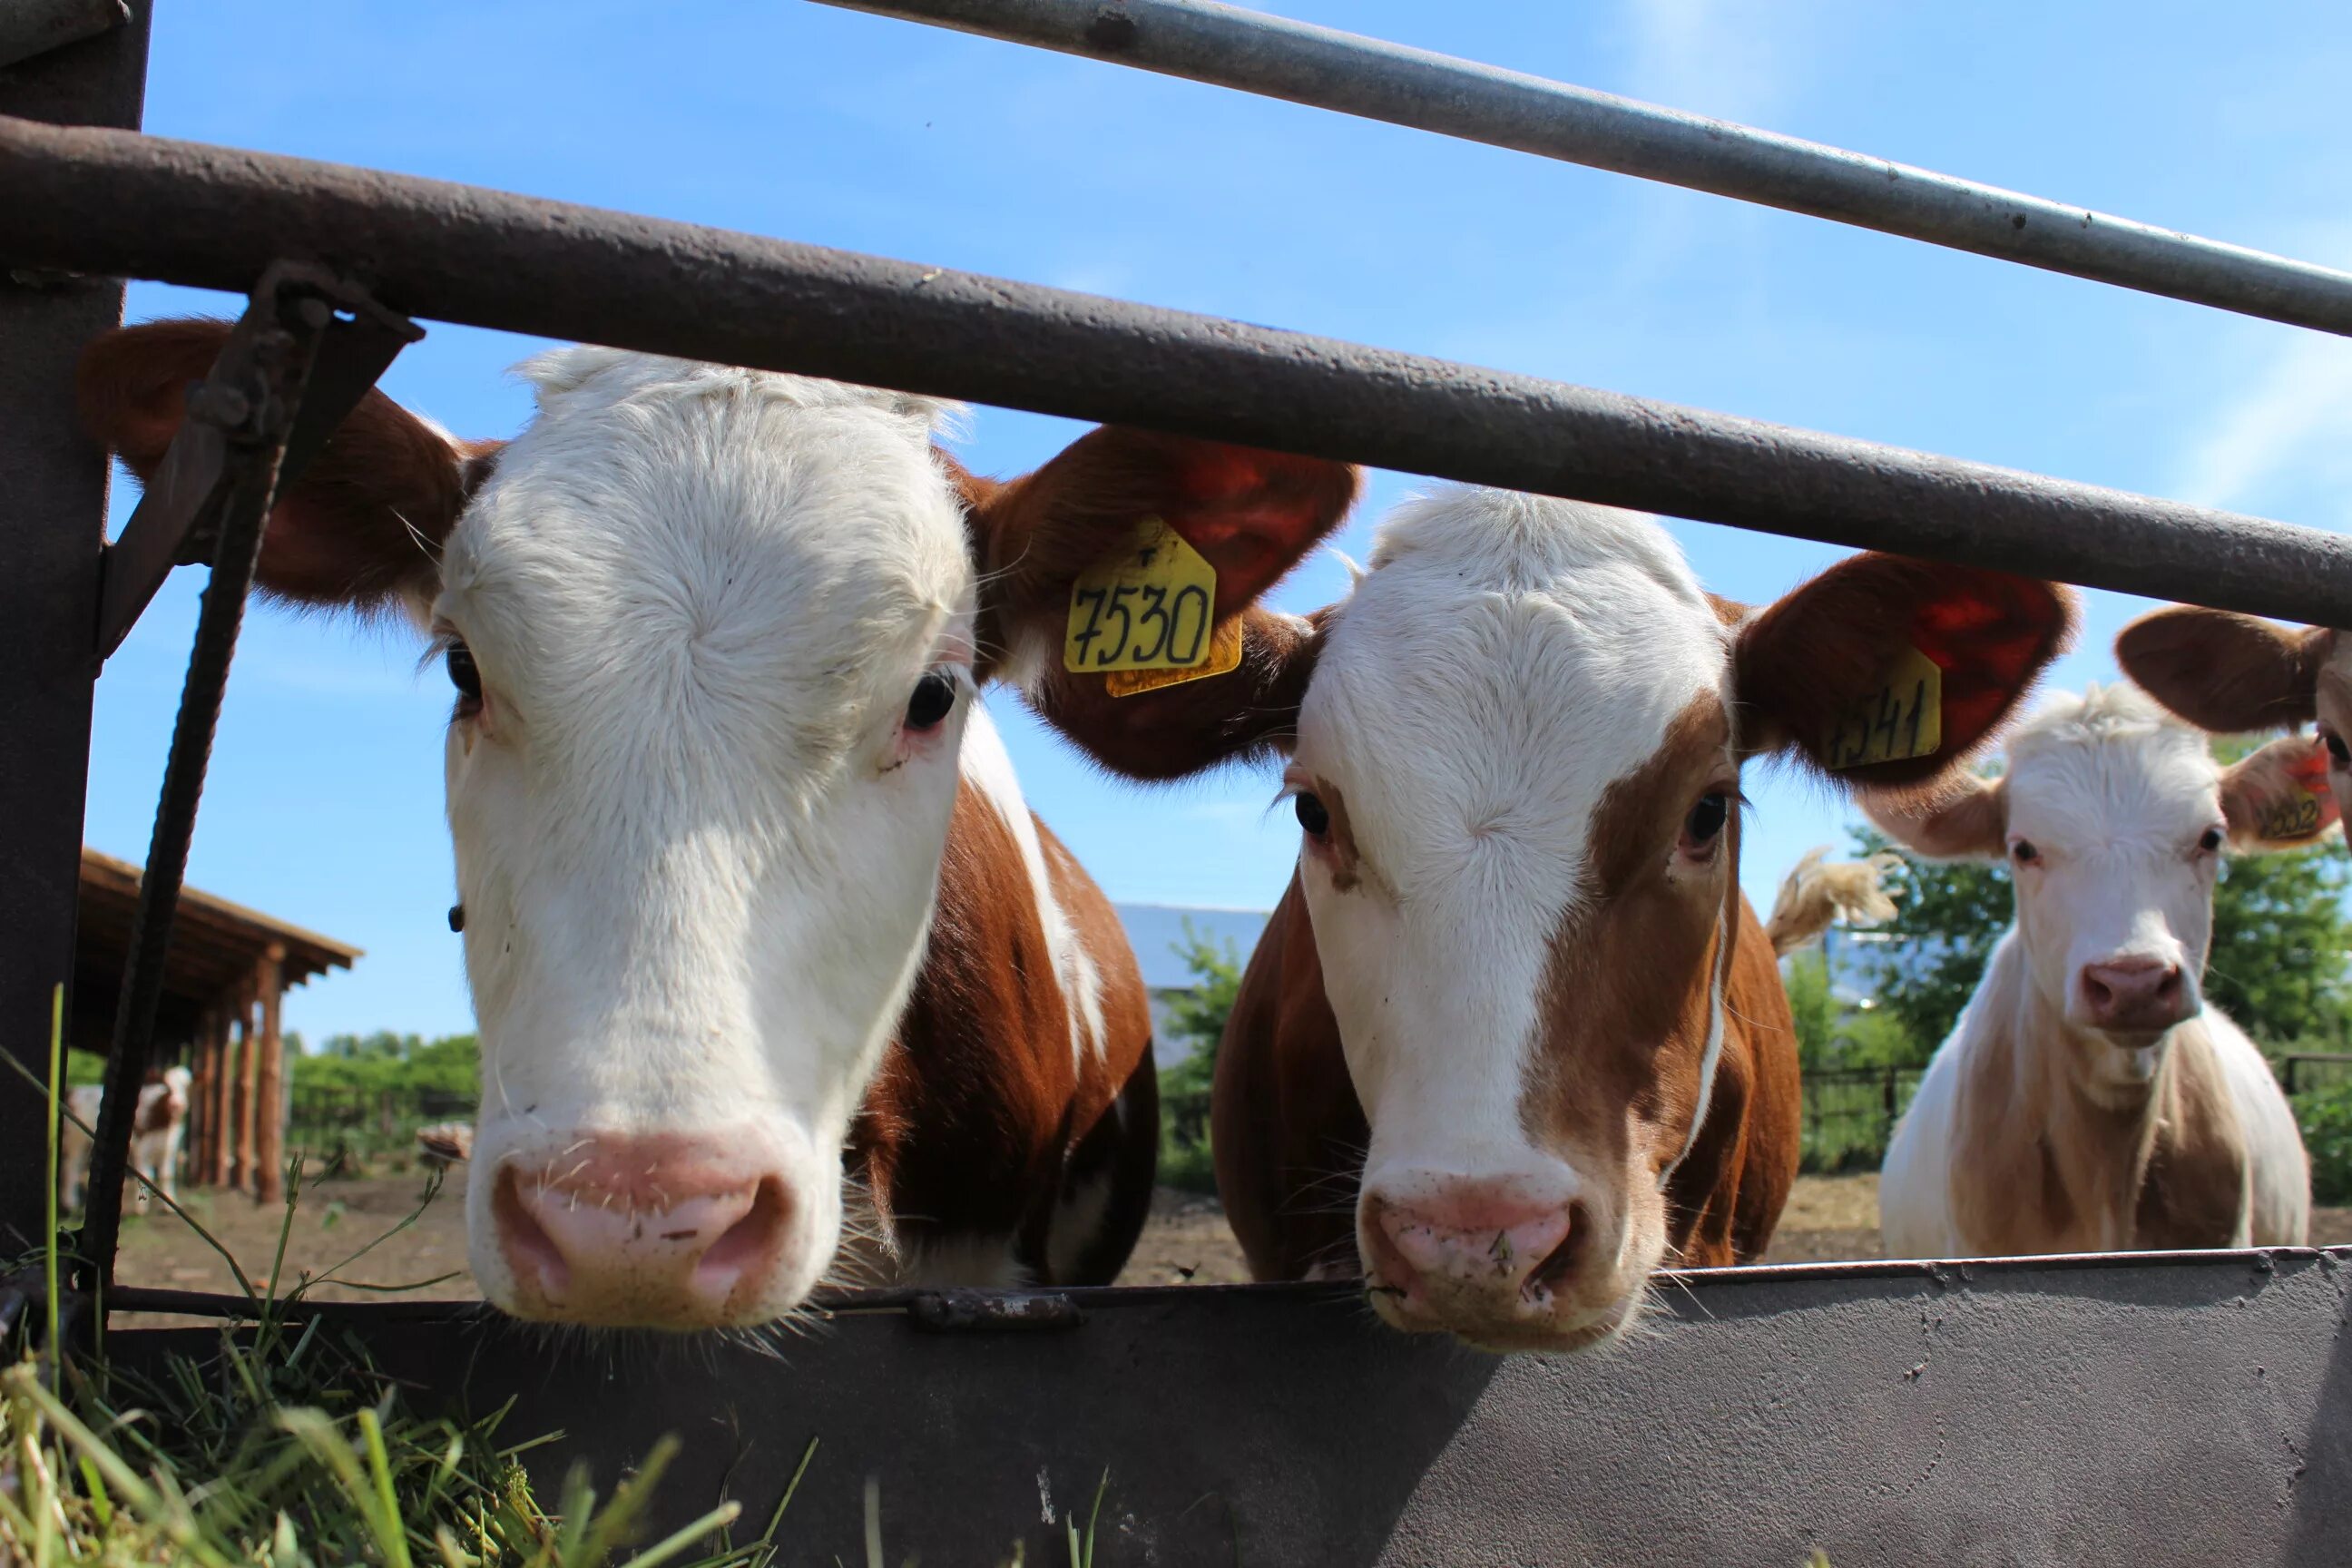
[1357,1201,1666,1356]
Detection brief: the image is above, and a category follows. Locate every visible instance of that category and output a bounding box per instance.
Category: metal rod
[822,0,2352,340]
[5,116,2351,626]
[78,273,328,1293]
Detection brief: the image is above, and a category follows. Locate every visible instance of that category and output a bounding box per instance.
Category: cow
[82,320,1357,1329]
[2116,605,2352,826]
[1014,485,2071,1350]
[60,1065,192,1212]
[1867,683,2324,1258]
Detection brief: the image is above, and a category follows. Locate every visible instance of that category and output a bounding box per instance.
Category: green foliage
[1783,952,1834,1071]
[1157,920,1243,1195]
[2295,1081,2352,1205]
[292,1031,478,1096]
[2203,847,2352,1046]
[1157,921,1243,1098]
[1847,825,2010,1057]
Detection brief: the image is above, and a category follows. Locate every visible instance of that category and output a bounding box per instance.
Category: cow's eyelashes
[446,642,484,717]
[905,671,957,731]
[1295,791,1332,839]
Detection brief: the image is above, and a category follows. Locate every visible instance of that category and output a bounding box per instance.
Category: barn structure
[72,848,358,1202]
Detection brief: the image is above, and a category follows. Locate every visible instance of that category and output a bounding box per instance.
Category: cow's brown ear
[1861,772,2008,861]
[2116,606,2326,734]
[2220,734,2341,850]
[965,427,1357,780]
[80,318,496,614]
[1735,553,2074,790]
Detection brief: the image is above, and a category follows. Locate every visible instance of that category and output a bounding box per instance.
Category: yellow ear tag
[2259,792,2327,842]
[1824,645,1943,770]
[1064,516,1234,688]
[1103,617,1245,699]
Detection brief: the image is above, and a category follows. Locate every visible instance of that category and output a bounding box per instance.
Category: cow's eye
[2327,731,2349,768]
[905,671,957,731]
[2198,827,2225,854]
[446,642,483,712]
[1295,792,1331,838]
[1681,791,1730,849]
[2012,840,2040,864]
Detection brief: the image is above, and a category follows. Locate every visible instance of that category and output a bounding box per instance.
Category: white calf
[1870,685,2323,1256]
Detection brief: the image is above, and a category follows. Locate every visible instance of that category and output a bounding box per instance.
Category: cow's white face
[1288,492,1732,1348]
[437,353,978,1326]
[2000,690,2226,1051]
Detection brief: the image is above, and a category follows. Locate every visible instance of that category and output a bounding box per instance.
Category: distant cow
[1021,485,2070,1350]
[84,321,1354,1329]
[1870,685,2323,1257]
[60,1065,192,1212]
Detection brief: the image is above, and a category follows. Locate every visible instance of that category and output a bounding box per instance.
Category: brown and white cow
[2116,606,2352,824]
[1868,684,2322,1257]
[1019,488,2072,1350]
[82,321,1356,1328]
[61,1065,191,1212]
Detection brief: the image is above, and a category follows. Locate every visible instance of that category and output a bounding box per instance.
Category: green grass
[4,988,1118,1566]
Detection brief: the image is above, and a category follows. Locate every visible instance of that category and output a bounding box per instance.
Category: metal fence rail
[826,0,2352,339]
[6,114,2352,626]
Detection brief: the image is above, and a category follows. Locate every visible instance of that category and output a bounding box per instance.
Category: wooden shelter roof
[73,848,361,1053]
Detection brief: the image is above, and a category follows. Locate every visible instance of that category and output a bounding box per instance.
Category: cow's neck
[1953,931,2239,1252]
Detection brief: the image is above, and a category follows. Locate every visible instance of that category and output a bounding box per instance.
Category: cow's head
[1020,487,2071,1348]
[2116,606,2352,824]
[83,322,1355,1328]
[1868,684,2336,1051]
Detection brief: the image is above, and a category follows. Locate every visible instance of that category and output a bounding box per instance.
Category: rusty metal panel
[0,5,148,1254]
[113,1253,2352,1564]
[4,119,2352,626]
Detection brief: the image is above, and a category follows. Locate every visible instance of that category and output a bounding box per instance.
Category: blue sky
[88,1,2352,1042]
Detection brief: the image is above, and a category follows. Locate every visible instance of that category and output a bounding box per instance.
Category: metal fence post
[0,3,148,1257]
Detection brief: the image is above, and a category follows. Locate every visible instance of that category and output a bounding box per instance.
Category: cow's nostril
[494,1168,570,1299]
[692,1178,790,1301]
[1526,1201,1590,1292]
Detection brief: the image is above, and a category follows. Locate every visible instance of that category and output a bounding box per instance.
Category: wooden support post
[253,945,285,1203]
[189,1006,214,1183]
[234,982,260,1196]
[210,1001,237,1187]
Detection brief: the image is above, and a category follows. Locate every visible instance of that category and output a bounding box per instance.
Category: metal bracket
[76,264,416,1297]
[93,260,421,660]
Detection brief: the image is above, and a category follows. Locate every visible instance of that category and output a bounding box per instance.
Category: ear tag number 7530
[1065,518,1242,694]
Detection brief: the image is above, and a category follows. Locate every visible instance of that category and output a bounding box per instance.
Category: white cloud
[2172,332,2352,523]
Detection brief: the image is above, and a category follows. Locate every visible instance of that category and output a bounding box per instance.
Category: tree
[1846,824,2011,1055]
[1158,919,1244,1099]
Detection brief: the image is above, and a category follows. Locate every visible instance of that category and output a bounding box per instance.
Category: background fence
[1160,1065,1929,1184]
[285,1084,473,1170]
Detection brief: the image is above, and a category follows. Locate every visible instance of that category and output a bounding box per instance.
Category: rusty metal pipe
[823,0,2352,339]
[4,115,2349,624]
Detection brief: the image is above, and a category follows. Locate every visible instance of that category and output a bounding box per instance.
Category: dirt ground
[106,1171,2352,1308]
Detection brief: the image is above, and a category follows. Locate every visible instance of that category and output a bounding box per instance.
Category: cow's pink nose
[1362,1181,1582,1310]
[2079,956,2189,1032]
[490,1142,793,1328]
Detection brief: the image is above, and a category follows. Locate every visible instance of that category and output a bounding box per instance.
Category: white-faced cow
[83,322,1357,1329]
[1018,487,2072,1350]
[1869,684,2323,1258]
[61,1065,192,1212]
[2117,605,2352,825]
